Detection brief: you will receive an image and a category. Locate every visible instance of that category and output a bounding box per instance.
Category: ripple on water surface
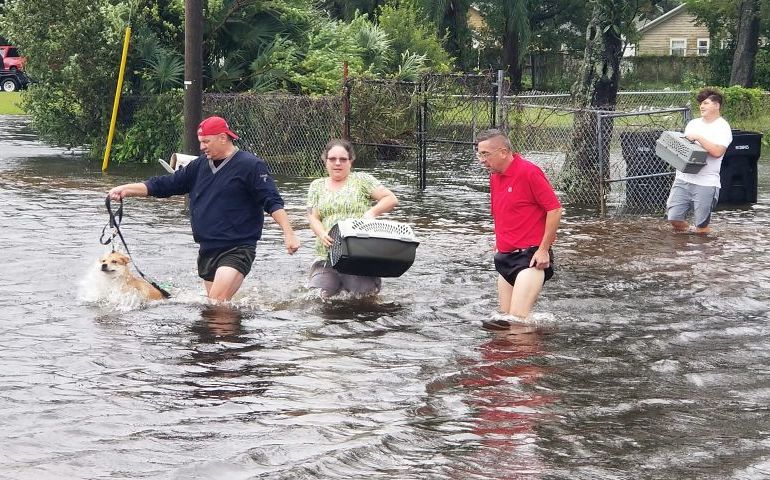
[1,115,770,478]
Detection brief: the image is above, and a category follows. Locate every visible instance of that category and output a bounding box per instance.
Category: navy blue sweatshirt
[144,150,285,253]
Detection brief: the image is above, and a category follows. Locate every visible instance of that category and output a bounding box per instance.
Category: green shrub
[708,48,732,86]
[290,20,364,94]
[377,0,452,73]
[621,55,710,87]
[752,49,770,90]
[692,85,764,122]
[111,91,183,164]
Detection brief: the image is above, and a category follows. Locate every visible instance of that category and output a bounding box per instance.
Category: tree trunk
[440,0,472,71]
[730,0,760,87]
[500,0,529,93]
[503,29,524,92]
[562,3,623,208]
[571,7,622,109]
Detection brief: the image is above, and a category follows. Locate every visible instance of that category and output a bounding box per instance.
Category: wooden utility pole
[184,0,203,155]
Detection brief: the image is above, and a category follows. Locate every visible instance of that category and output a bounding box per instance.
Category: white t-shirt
[676,116,733,188]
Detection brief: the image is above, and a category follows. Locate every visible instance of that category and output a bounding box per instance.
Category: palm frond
[356,23,392,70]
[145,49,184,93]
[392,49,427,81]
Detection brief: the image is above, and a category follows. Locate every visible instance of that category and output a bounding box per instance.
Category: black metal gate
[344,72,507,190]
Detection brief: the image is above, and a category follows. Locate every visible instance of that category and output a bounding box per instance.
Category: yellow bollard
[102,26,131,172]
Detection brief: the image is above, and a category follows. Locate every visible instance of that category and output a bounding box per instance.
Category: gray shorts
[666,178,720,228]
[308,260,381,297]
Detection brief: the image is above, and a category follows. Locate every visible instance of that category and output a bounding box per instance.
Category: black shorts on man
[197,245,256,281]
[494,246,554,286]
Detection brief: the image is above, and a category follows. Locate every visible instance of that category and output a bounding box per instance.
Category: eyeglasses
[327,157,350,163]
[475,147,507,159]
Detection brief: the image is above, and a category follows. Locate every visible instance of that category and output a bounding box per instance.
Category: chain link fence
[601,109,690,215]
[496,90,691,110]
[498,104,688,214]
[421,73,501,145]
[344,77,421,172]
[203,93,343,177]
[419,73,503,189]
[471,90,692,214]
[343,73,502,187]
[119,82,699,216]
[201,84,692,216]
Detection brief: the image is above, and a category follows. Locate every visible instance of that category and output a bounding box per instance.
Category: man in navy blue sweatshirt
[108,116,300,302]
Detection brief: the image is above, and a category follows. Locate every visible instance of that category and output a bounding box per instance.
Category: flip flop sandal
[481,319,512,331]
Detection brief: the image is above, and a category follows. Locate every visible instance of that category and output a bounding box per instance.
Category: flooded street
[1,114,770,479]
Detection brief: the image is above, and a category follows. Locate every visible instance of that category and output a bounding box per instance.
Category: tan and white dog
[99,251,165,301]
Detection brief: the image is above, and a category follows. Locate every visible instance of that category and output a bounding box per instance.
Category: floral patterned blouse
[306,171,381,260]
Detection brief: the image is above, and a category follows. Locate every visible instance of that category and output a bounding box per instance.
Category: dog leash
[100,196,172,298]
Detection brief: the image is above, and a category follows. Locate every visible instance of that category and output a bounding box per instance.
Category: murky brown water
[2,114,770,479]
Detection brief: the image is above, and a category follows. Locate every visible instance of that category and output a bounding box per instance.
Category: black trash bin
[620,130,672,210]
[719,129,762,205]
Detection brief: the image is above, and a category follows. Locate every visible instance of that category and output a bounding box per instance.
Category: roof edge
[637,4,688,33]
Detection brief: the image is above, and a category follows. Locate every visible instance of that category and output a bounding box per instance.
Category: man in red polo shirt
[476,129,562,328]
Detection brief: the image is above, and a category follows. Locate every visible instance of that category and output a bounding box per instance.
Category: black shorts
[197,245,256,281]
[494,246,554,286]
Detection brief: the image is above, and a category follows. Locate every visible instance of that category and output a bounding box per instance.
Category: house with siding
[634,4,712,56]
[468,5,485,31]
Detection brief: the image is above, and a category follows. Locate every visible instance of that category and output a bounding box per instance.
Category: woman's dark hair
[321,139,356,162]
[696,87,723,106]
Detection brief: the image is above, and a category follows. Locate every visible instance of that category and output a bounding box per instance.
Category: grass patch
[0,92,25,114]
[731,113,770,138]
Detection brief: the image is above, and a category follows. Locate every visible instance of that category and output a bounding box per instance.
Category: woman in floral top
[306,139,399,298]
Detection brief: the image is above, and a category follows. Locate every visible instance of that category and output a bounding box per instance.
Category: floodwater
[1,114,770,480]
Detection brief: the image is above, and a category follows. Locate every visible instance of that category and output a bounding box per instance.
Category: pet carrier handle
[678,132,698,145]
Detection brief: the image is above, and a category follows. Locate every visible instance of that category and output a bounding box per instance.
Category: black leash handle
[99,196,123,248]
[102,196,172,298]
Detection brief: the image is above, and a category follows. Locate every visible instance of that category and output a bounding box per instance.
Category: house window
[670,38,687,56]
[697,38,710,55]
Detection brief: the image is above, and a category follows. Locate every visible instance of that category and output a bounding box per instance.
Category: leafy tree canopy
[0,0,452,153]
[320,0,384,21]
[0,0,127,147]
[685,0,770,45]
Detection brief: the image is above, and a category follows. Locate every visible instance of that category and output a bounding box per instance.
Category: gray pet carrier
[655,131,708,173]
[328,219,419,277]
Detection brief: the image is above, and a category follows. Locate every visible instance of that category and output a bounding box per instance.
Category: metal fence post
[683,105,692,127]
[422,81,428,191]
[491,70,501,128]
[418,75,428,190]
[597,111,606,217]
[342,61,350,141]
[496,69,507,132]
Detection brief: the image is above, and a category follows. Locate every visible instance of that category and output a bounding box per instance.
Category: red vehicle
[0,45,26,71]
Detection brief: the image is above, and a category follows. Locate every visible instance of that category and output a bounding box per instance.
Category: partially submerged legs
[204,266,245,302]
[669,220,712,234]
[667,179,718,235]
[308,260,380,299]
[497,268,545,319]
[198,245,255,302]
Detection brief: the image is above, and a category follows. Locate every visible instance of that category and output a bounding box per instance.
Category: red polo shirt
[490,154,561,252]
